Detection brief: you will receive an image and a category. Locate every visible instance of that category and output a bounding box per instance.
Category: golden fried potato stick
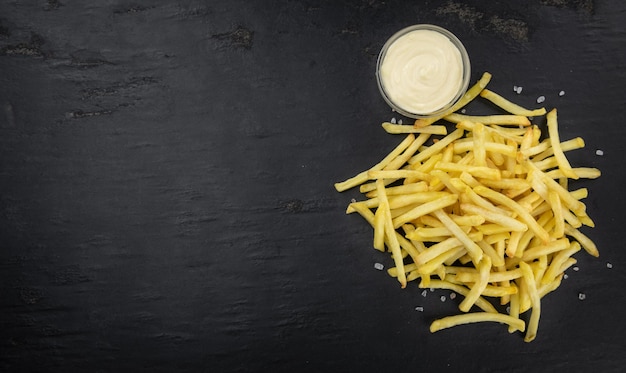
[430,312,525,333]
[376,179,407,288]
[564,224,599,257]
[519,261,541,342]
[547,109,578,179]
[373,201,386,252]
[479,88,547,117]
[425,280,498,313]
[392,194,459,229]
[459,256,491,312]
[365,181,429,198]
[444,113,531,126]
[414,72,492,128]
[521,237,570,261]
[548,190,565,239]
[382,123,448,135]
[460,203,528,232]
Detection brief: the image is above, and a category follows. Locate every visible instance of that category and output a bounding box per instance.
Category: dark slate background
[1,1,625,372]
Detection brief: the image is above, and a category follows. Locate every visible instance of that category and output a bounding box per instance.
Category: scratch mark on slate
[44,0,63,11]
[66,109,113,119]
[211,26,254,50]
[436,2,529,43]
[0,32,47,57]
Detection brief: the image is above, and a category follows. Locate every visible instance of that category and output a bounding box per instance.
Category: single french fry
[424,280,498,313]
[368,169,433,181]
[480,88,546,117]
[459,256,491,312]
[436,161,501,180]
[392,194,459,229]
[564,224,599,257]
[460,203,527,232]
[382,122,448,135]
[366,181,429,198]
[430,312,525,333]
[521,237,571,261]
[373,203,386,252]
[547,109,578,179]
[519,262,541,342]
[444,113,531,126]
[377,179,406,288]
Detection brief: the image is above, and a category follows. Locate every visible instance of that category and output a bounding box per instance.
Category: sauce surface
[379,29,464,115]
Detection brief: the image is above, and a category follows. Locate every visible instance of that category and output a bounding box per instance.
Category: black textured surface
[1,1,625,372]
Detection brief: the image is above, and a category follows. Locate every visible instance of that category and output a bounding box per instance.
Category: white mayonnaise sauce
[379,29,464,115]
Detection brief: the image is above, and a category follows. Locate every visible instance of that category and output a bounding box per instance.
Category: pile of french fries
[334,72,600,342]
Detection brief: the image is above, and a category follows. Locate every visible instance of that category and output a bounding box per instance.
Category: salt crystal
[449,293,456,300]
[374,262,384,271]
[398,119,403,125]
[564,274,569,279]
[421,290,428,297]
[596,149,604,156]
[415,306,424,312]
[607,262,613,269]
[430,288,435,292]
[440,296,446,302]
[350,198,356,203]
[513,85,518,92]
[506,306,511,313]
[390,117,397,124]
[559,90,565,96]
[573,266,579,272]
[516,86,523,94]
[537,95,545,103]
[578,293,586,301]
[461,109,466,114]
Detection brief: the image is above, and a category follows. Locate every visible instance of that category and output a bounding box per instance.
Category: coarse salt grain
[596,149,604,156]
[398,119,403,125]
[461,108,466,114]
[506,306,511,313]
[578,293,586,301]
[513,85,518,92]
[421,290,428,297]
[390,117,397,124]
[415,306,424,312]
[440,296,446,302]
[537,95,545,103]
[607,262,613,269]
[559,90,565,96]
[374,262,384,271]
[573,266,579,272]
[516,86,523,94]
[430,288,435,292]
[564,273,569,279]
[449,292,456,300]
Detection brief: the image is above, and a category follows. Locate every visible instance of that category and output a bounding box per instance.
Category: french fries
[334,72,601,342]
